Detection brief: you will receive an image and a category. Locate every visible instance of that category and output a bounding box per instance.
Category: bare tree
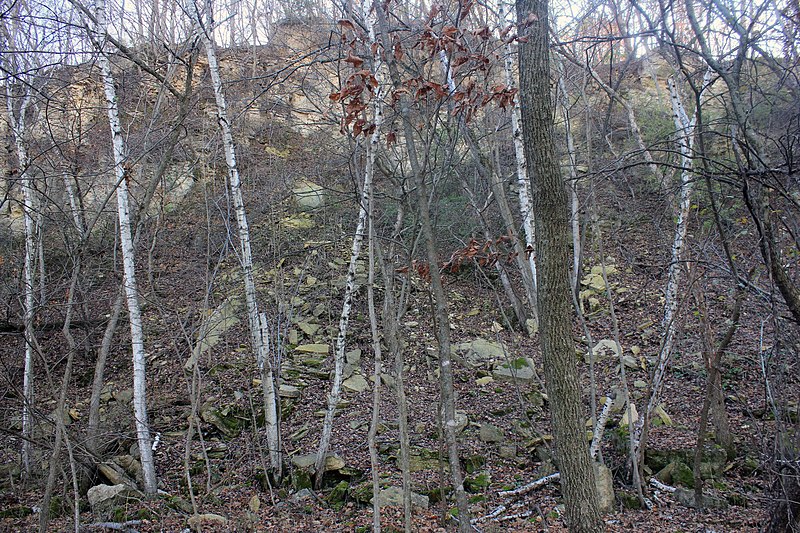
[516,0,603,530]
[190,0,282,478]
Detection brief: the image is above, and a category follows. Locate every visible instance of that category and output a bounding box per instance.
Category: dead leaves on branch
[331,7,527,140]
[396,236,522,283]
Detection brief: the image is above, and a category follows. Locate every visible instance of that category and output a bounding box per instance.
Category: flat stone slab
[295,343,330,355]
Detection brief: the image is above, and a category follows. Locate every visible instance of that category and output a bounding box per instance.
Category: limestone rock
[279,384,302,398]
[98,462,137,488]
[454,411,468,434]
[292,453,345,473]
[674,488,728,510]
[185,297,241,371]
[590,339,621,360]
[492,357,536,382]
[295,343,330,355]
[87,484,142,516]
[345,348,362,365]
[200,401,247,438]
[113,455,143,485]
[594,464,615,513]
[297,322,320,336]
[653,404,673,426]
[292,179,325,210]
[188,513,229,531]
[453,338,507,367]
[372,486,429,509]
[479,423,505,443]
[620,404,638,427]
[343,374,368,393]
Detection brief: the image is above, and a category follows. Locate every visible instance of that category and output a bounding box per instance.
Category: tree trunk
[516,0,603,530]
[500,0,539,309]
[316,1,384,485]
[634,70,711,463]
[94,0,158,493]
[6,84,36,481]
[374,2,470,527]
[192,0,282,477]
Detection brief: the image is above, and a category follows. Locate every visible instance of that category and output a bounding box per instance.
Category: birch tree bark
[315,0,384,486]
[633,69,712,463]
[190,0,281,477]
[92,0,158,494]
[500,0,538,309]
[5,79,37,481]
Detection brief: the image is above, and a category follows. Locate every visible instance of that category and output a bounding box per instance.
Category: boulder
[87,484,142,516]
[295,343,330,355]
[279,384,302,398]
[292,452,345,473]
[674,488,728,510]
[200,401,247,438]
[343,374,368,393]
[292,179,325,210]
[98,462,137,488]
[492,358,536,382]
[594,464,615,513]
[372,486,429,509]
[187,513,229,531]
[453,339,507,367]
[588,339,621,361]
[479,423,505,443]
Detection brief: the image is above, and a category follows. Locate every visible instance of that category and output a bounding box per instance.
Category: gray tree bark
[516,0,603,530]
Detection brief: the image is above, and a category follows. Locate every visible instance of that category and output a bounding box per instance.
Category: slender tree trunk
[192,0,282,477]
[7,86,36,480]
[634,71,711,463]
[556,60,582,293]
[374,2,470,527]
[500,0,538,307]
[516,0,603,530]
[316,0,384,485]
[86,50,196,455]
[93,0,158,493]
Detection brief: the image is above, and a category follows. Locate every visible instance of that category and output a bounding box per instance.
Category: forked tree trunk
[93,0,158,493]
[516,0,603,530]
[191,0,281,476]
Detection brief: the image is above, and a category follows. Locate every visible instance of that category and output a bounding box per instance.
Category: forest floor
[0,178,784,532]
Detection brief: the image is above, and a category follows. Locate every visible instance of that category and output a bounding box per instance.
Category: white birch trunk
[439,13,537,328]
[500,0,538,305]
[6,85,36,479]
[634,69,713,457]
[93,0,158,492]
[190,0,282,475]
[316,0,384,481]
[556,60,581,292]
